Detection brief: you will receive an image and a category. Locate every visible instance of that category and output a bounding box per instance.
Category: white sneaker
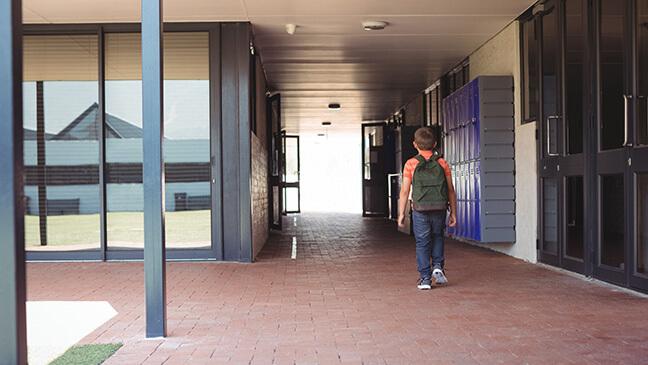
[417,278,432,290]
[432,265,448,284]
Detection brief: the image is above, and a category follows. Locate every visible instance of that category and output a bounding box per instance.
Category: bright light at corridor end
[299,131,362,213]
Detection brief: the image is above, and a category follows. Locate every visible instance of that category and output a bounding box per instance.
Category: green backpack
[411,154,449,212]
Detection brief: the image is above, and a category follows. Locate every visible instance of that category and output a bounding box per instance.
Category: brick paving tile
[27,213,648,364]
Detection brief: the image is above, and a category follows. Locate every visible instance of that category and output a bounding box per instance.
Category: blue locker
[468,161,474,202]
[474,160,481,241]
[467,82,475,161]
[459,124,465,163]
[448,130,454,164]
[460,164,467,238]
[468,201,475,240]
[473,83,480,159]
[453,129,458,165]
[442,98,449,135]
[464,87,471,161]
[453,93,461,129]
[448,164,457,236]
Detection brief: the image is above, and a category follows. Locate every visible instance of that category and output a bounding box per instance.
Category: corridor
[27,213,648,364]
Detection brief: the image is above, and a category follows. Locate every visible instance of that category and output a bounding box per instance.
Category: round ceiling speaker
[362,21,388,31]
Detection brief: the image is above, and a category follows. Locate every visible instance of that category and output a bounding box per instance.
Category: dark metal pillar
[0,0,27,363]
[36,81,47,246]
[98,26,107,261]
[142,0,166,338]
[221,23,253,263]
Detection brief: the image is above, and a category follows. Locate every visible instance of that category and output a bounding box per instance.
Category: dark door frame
[537,0,589,276]
[267,93,282,229]
[361,122,389,218]
[282,134,301,214]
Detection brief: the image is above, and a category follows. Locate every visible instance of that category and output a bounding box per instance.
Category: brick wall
[251,134,269,259]
[251,54,269,260]
[404,93,424,127]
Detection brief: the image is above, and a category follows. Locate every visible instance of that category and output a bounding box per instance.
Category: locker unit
[442,76,515,243]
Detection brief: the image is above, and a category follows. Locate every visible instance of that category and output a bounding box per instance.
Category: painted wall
[469,21,538,263]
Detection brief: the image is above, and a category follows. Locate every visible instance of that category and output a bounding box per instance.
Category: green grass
[49,343,122,365]
[26,210,211,247]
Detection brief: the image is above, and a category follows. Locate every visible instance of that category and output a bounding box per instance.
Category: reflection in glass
[542,7,559,157]
[106,32,211,250]
[601,174,625,268]
[543,178,558,254]
[565,176,584,260]
[523,18,539,122]
[600,0,624,151]
[638,0,648,146]
[565,0,584,154]
[23,35,100,251]
[639,174,648,274]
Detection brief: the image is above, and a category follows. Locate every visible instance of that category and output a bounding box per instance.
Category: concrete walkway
[27,213,648,364]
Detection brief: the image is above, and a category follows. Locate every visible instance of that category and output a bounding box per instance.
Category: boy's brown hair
[414,127,437,151]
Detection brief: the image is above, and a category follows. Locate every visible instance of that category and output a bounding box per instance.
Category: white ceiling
[23,0,536,133]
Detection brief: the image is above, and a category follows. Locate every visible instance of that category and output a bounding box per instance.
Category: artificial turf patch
[49,343,122,365]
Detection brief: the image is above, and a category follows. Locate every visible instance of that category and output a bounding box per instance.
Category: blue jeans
[412,210,446,279]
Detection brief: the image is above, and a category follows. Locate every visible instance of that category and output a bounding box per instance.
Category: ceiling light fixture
[328,103,340,110]
[362,21,388,31]
[286,24,297,35]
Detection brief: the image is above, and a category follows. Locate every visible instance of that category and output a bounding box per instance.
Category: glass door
[267,94,282,229]
[362,123,388,217]
[596,0,648,291]
[538,0,587,274]
[538,0,563,267]
[283,134,301,214]
[629,0,648,291]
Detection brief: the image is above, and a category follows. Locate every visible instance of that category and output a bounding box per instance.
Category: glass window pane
[601,174,625,268]
[284,187,299,213]
[600,0,625,151]
[23,35,100,252]
[638,0,648,146]
[106,33,143,250]
[565,176,584,260]
[523,18,539,122]
[639,173,648,274]
[164,32,211,250]
[543,178,558,254]
[542,8,559,157]
[106,32,211,251]
[285,137,299,184]
[565,0,584,154]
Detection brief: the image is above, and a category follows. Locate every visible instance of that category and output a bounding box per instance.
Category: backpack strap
[414,154,439,163]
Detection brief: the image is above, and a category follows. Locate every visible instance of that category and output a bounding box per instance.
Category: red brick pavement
[27,213,648,364]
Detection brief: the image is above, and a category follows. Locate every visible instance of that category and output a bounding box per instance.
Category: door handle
[623,95,633,147]
[546,115,560,157]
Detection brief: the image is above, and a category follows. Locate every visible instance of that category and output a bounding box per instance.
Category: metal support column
[142,0,166,338]
[36,81,47,246]
[0,0,27,363]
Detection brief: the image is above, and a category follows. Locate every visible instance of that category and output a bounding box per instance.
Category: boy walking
[398,127,456,290]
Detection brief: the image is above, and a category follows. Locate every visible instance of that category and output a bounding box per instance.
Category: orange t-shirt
[403,151,451,179]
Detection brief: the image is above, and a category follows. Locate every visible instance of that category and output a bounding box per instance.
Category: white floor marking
[291,236,297,259]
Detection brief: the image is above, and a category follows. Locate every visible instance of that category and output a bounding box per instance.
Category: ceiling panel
[250,15,516,36]
[21,0,536,133]
[244,0,532,16]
